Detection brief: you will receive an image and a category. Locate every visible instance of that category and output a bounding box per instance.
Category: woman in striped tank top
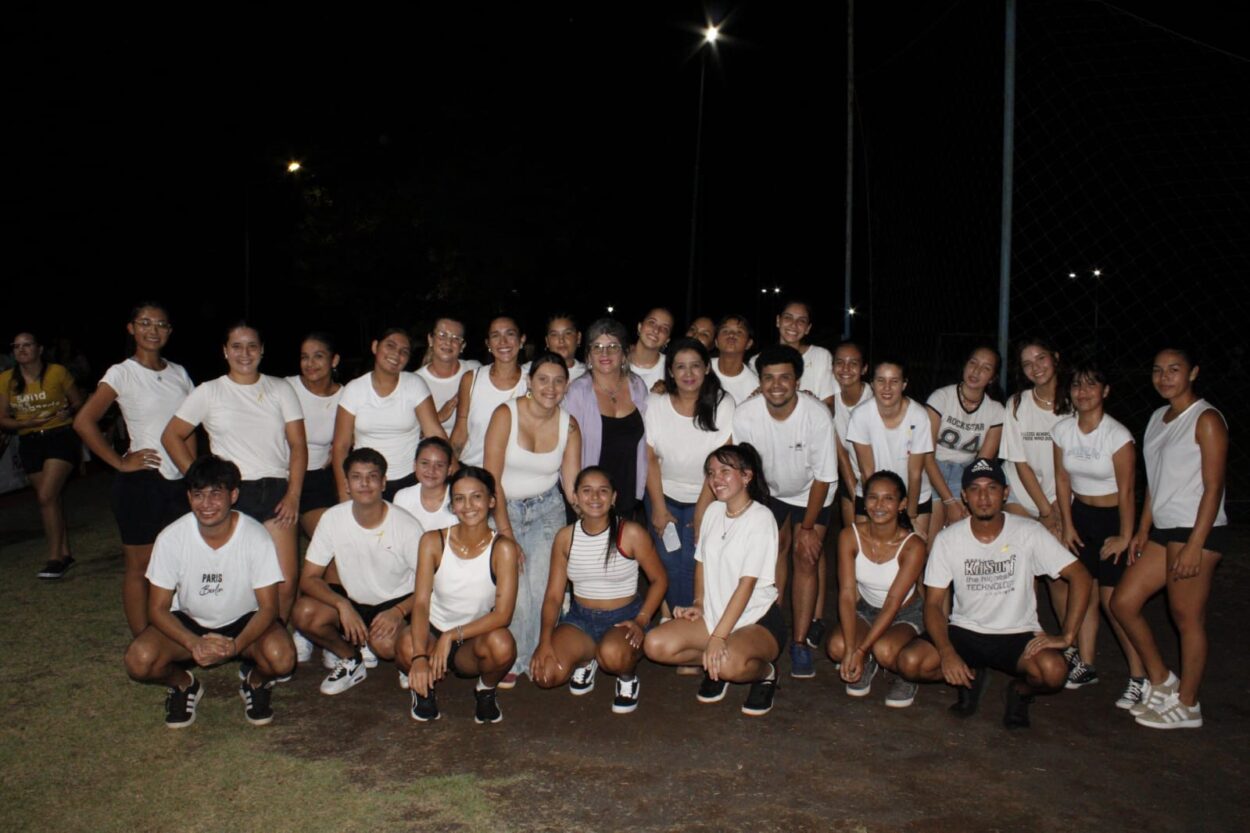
[529,467,666,714]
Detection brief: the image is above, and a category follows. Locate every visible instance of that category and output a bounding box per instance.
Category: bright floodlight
[287,161,302,173]
[703,25,720,44]
[1068,272,1077,279]
[607,306,615,314]
[1092,268,1102,277]
[848,307,857,316]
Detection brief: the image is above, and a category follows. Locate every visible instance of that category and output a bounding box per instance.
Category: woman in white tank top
[1111,347,1229,730]
[827,471,929,707]
[483,351,582,684]
[1001,337,1071,538]
[400,467,519,724]
[529,467,667,714]
[287,333,343,539]
[451,315,528,467]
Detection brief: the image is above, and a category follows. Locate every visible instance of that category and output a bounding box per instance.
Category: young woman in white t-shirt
[451,315,528,467]
[1112,347,1229,730]
[163,322,308,620]
[924,345,1004,531]
[645,338,734,613]
[1002,337,1071,538]
[627,306,675,394]
[710,314,758,405]
[765,299,835,407]
[332,328,446,503]
[645,444,786,717]
[288,333,343,538]
[1051,360,1142,700]
[74,301,194,635]
[524,312,586,383]
[416,317,480,436]
[393,436,458,533]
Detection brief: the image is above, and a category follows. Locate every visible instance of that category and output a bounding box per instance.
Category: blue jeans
[506,484,567,675]
[935,458,967,501]
[648,495,697,610]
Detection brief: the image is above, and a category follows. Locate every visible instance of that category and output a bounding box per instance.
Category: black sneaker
[1004,683,1034,729]
[804,618,827,650]
[950,667,989,718]
[474,686,503,724]
[696,673,729,704]
[37,556,75,580]
[741,664,778,716]
[1064,659,1099,690]
[410,688,440,722]
[239,675,274,726]
[612,675,641,714]
[237,659,255,681]
[165,673,203,729]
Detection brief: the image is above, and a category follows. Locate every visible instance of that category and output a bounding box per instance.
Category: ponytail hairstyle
[448,465,496,499]
[1011,335,1071,417]
[527,350,571,382]
[223,320,263,346]
[705,443,771,504]
[662,337,725,431]
[301,331,340,381]
[862,469,911,531]
[573,466,621,567]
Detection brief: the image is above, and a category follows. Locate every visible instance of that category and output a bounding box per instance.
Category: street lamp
[685,21,721,325]
[287,160,302,173]
[244,160,305,318]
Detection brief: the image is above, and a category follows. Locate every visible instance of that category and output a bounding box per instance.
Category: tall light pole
[244,160,303,319]
[685,24,719,325]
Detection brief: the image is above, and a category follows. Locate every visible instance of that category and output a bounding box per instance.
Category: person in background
[710,314,758,406]
[685,316,716,351]
[628,307,675,393]
[451,315,528,467]
[416,316,480,436]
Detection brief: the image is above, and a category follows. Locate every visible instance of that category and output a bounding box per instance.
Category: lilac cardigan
[563,372,650,500]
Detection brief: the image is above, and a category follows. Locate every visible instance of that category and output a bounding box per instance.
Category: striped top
[565,521,639,601]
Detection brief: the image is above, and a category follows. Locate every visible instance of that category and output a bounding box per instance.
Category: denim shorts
[559,596,644,644]
[856,596,925,634]
[935,458,968,501]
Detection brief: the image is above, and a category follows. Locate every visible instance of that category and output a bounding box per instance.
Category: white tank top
[565,521,639,601]
[852,524,918,609]
[428,530,498,631]
[460,366,527,466]
[1144,399,1228,530]
[501,399,570,500]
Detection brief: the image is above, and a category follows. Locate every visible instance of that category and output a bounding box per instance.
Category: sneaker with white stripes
[1130,671,1179,717]
[1136,694,1202,730]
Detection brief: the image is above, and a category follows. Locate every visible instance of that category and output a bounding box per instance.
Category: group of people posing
[2,299,1228,733]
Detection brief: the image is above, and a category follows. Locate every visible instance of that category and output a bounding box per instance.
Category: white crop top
[1143,399,1228,530]
[1050,414,1134,497]
[564,521,639,601]
[428,530,498,631]
[500,399,570,500]
[852,524,918,609]
[460,366,527,466]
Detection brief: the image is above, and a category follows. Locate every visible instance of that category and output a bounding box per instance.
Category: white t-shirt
[338,372,433,477]
[286,376,344,471]
[846,398,936,500]
[925,385,1006,465]
[754,344,838,402]
[643,392,735,503]
[101,358,194,481]
[174,375,303,481]
[711,358,758,406]
[146,512,283,629]
[732,394,838,508]
[630,355,666,391]
[416,360,480,435]
[1051,414,1134,497]
[393,484,458,532]
[696,501,778,632]
[925,514,1075,635]
[305,502,424,605]
[1001,394,1064,516]
[522,359,586,383]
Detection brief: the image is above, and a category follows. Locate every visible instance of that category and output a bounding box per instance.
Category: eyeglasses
[10,342,36,350]
[133,319,172,331]
[589,343,623,355]
[433,330,465,344]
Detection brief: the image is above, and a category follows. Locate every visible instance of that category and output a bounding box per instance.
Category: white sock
[476,677,495,692]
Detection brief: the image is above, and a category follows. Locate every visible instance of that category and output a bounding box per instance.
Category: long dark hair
[662,338,725,431]
[705,444,771,504]
[1011,335,1071,417]
[962,344,1004,403]
[862,470,912,531]
[8,332,45,396]
[527,350,570,382]
[574,466,622,566]
[448,465,496,499]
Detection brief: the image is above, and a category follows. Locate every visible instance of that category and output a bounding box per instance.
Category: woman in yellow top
[1,332,84,579]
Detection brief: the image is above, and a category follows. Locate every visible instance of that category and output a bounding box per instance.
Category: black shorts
[328,584,409,628]
[743,603,787,658]
[235,477,288,523]
[383,472,417,502]
[1149,524,1232,554]
[111,470,189,546]
[854,495,933,518]
[767,497,833,529]
[428,624,473,677]
[947,626,1032,676]
[1071,500,1127,586]
[174,610,255,639]
[17,425,80,473]
[299,467,339,514]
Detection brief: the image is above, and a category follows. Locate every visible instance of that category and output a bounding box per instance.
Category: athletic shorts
[1149,524,1232,555]
[235,477,288,523]
[854,495,933,518]
[1070,500,1127,586]
[17,425,80,472]
[856,596,925,634]
[174,610,255,639]
[383,472,417,502]
[111,470,189,546]
[768,497,832,529]
[328,584,409,628]
[946,625,1032,676]
[743,603,787,657]
[560,596,644,644]
[299,467,339,513]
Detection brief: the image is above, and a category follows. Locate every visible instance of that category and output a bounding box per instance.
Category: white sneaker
[612,676,641,714]
[1136,693,1203,730]
[293,631,315,663]
[570,659,598,695]
[1130,671,1179,717]
[398,670,410,690]
[322,650,339,671]
[320,655,367,695]
[360,643,379,669]
[1115,677,1147,710]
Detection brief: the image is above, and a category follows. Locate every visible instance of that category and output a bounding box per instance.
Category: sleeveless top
[852,524,918,609]
[501,399,571,500]
[428,530,498,631]
[460,366,527,466]
[565,521,639,601]
[1143,399,1228,530]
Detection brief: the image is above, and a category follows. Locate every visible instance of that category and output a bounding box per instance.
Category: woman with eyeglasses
[75,303,193,628]
[415,317,480,437]
[451,315,528,467]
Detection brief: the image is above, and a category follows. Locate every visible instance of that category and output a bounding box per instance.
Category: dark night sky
[8,2,1250,387]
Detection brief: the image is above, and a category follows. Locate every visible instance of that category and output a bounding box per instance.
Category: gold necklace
[595,375,624,404]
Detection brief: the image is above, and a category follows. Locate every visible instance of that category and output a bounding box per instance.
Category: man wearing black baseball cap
[895,458,1092,728]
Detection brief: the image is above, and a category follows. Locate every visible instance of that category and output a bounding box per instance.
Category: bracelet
[456,625,464,644]
[410,654,430,663]
[799,525,815,532]
[708,633,726,642]
[942,498,959,505]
